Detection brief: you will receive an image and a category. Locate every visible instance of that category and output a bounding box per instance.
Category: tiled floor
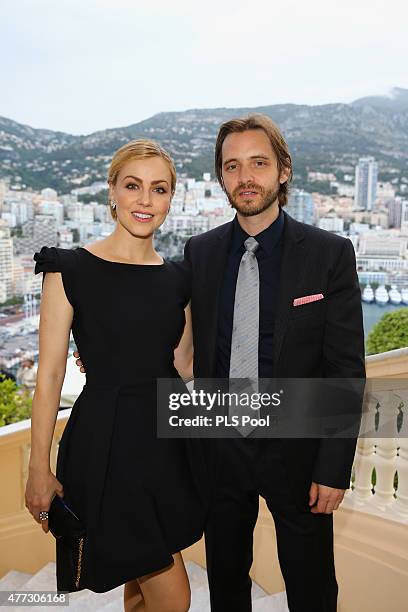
[0,561,289,611]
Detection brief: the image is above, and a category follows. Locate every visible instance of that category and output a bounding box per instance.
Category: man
[183,115,365,611]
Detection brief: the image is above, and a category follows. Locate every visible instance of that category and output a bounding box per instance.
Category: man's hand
[308,482,345,514]
[73,350,86,374]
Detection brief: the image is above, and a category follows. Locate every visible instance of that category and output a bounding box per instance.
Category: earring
[111,200,117,210]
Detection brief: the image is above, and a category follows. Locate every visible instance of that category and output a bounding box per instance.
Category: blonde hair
[215,114,293,207]
[107,139,177,220]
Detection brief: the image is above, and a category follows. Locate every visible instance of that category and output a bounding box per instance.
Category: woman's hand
[73,350,86,373]
[174,302,193,382]
[25,468,64,533]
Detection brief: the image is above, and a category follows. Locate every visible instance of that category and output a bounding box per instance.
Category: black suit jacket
[184,210,366,505]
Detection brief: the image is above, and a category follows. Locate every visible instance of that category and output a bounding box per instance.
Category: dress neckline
[78,247,166,267]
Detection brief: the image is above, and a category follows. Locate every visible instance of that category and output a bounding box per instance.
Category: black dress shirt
[215,208,284,379]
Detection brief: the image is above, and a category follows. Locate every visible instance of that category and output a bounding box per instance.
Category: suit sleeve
[184,236,192,265]
[312,238,366,489]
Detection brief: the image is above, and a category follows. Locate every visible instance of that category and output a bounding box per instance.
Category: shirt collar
[230,206,285,255]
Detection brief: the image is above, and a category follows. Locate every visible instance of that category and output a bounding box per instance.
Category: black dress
[34,246,209,593]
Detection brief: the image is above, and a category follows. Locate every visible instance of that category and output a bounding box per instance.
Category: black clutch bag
[48,495,86,590]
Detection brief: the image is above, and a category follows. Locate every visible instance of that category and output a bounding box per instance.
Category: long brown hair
[214,114,293,207]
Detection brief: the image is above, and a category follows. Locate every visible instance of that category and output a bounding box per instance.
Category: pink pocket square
[293,293,324,307]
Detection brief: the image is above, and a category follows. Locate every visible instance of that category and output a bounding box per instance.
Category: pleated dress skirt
[55,381,209,593]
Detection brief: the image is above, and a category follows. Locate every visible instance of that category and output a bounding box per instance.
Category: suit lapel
[200,221,233,376]
[197,212,306,376]
[272,211,306,373]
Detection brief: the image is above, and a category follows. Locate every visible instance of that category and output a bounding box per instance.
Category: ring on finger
[39,511,49,521]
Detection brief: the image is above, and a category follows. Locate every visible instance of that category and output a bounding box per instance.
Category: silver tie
[229,237,260,378]
[229,237,260,436]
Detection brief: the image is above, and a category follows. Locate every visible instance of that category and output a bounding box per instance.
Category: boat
[375,285,389,306]
[388,285,402,305]
[362,284,375,303]
[401,288,408,305]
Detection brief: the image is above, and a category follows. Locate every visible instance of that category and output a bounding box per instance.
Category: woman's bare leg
[124,553,190,612]
[124,579,143,611]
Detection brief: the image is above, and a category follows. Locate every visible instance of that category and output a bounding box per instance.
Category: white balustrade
[345,381,408,522]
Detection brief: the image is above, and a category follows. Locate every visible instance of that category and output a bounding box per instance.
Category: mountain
[352,87,408,112]
[1,89,408,194]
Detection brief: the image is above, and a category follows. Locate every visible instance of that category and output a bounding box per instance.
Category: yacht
[401,288,408,305]
[375,285,389,306]
[388,285,402,305]
[362,284,375,303]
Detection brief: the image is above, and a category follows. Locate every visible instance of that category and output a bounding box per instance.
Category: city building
[1,176,408,306]
[0,281,6,303]
[41,188,58,200]
[354,156,378,211]
[12,255,42,296]
[0,221,13,300]
[286,189,314,225]
[2,196,34,226]
[350,222,370,234]
[162,214,209,235]
[358,231,407,257]
[196,196,228,213]
[1,213,17,228]
[357,271,388,286]
[357,256,408,272]
[66,203,95,224]
[0,180,6,214]
[93,204,111,223]
[387,198,403,228]
[376,181,396,205]
[369,210,389,229]
[401,200,408,233]
[318,217,344,233]
[58,229,74,249]
[38,201,64,225]
[336,183,355,197]
[14,215,58,255]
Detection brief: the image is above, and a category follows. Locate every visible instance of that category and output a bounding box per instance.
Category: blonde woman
[25,141,208,611]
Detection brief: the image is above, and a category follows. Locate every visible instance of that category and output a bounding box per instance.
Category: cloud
[1,0,407,133]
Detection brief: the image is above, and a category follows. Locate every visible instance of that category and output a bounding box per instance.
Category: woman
[25,140,208,612]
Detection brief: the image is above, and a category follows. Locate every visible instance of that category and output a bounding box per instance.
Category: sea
[362,302,408,337]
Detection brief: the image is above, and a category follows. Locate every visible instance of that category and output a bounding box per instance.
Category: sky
[1,0,408,135]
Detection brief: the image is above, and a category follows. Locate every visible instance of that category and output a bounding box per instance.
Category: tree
[0,375,32,426]
[11,225,23,237]
[0,296,24,307]
[366,309,408,355]
[78,190,109,205]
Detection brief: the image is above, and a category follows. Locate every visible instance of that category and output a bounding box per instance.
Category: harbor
[362,300,408,336]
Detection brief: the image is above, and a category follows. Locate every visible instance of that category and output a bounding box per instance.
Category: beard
[226,181,280,217]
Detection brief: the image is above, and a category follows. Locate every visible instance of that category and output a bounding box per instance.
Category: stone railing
[341,348,408,522]
[343,376,408,522]
[0,410,70,577]
[1,350,407,611]
[189,348,408,611]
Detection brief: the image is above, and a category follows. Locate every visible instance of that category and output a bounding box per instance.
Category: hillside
[1,88,407,193]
